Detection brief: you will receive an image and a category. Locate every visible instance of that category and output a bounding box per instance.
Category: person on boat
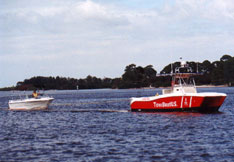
[32,90,38,98]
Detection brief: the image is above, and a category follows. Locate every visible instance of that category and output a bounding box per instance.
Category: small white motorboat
[9,96,54,110]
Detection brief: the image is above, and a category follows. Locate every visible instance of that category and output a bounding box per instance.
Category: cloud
[172,0,234,20]
[74,0,108,18]
[2,0,233,38]
[1,0,234,87]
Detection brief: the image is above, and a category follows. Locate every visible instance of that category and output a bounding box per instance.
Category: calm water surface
[0,87,234,161]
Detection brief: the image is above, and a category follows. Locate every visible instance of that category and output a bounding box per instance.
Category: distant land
[1,55,233,91]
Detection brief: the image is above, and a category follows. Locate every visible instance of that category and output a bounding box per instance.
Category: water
[0,87,234,161]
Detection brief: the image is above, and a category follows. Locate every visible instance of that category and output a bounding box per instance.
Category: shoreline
[157,84,228,89]
[0,85,230,91]
[196,85,228,88]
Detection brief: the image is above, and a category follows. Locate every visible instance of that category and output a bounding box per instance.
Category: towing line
[51,98,130,107]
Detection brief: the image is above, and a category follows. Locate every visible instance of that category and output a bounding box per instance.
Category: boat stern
[130,96,155,111]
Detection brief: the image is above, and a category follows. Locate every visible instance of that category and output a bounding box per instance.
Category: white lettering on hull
[153,101,177,108]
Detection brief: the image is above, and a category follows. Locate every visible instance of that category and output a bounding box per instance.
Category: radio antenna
[171,63,173,74]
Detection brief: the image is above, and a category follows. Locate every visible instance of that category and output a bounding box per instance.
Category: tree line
[2,54,234,91]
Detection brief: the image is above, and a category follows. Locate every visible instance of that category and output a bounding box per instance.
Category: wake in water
[1,98,130,112]
[47,109,129,113]
[51,98,130,106]
[48,98,130,113]
[0,108,129,113]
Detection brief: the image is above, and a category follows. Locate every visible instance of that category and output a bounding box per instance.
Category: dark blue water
[0,87,234,161]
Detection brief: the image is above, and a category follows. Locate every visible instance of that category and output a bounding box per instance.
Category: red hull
[130,60,227,113]
[131,95,226,113]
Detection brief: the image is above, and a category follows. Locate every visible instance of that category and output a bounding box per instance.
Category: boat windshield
[174,76,195,87]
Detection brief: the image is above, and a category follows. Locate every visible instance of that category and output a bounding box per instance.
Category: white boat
[9,96,54,110]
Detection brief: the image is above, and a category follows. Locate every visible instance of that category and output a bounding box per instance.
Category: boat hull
[9,97,54,110]
[130,93,226,113]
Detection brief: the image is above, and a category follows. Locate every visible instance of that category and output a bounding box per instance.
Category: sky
[1,0,234,87]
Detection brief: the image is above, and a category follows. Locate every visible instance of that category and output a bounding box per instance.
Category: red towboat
[130,61,226,113]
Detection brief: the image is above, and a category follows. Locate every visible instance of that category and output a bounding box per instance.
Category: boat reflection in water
[130,60,226,113]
